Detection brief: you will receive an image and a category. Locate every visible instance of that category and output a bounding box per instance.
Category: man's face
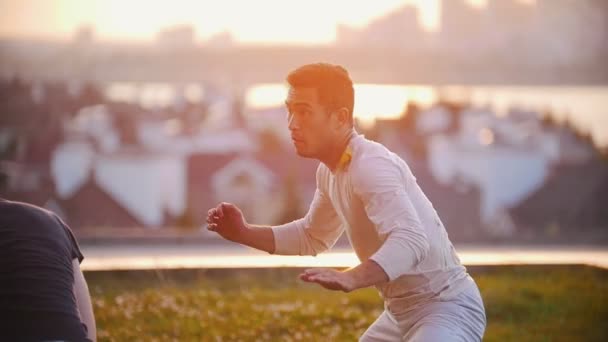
[285,86,334,159]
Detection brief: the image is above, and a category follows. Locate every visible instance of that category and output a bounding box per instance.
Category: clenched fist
[206,202,248,242]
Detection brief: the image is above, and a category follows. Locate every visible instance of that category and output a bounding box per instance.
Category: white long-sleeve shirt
[271,134,471,313]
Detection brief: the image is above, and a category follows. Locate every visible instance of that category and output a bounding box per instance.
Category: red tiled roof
[59,179,140,229]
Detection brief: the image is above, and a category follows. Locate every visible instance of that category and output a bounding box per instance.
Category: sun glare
[245,83,439,124]
[0,0,441,43]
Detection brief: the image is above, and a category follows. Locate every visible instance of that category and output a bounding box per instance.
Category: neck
[322,128,356,172]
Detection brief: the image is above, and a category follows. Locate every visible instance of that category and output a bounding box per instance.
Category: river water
[81,244,608,271]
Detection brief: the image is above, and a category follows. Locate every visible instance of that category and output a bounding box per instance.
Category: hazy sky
[0,0,481,44]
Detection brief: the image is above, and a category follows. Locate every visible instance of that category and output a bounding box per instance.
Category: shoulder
[350,135,397,162]
[0,199,56,223]
[349,137,407,192]
[0,200,70,239]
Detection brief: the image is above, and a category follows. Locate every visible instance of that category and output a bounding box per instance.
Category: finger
[219,202,237,217]
[299,272,319,282]
[299,273,311,281]
[217,203,225,218]
[309,274,330,283]
[306,271,332,281]
[207,223,218,231]
[303,268,326,276]
[207,213,220,222]
[301,275,325,284]
[315,273,341,284]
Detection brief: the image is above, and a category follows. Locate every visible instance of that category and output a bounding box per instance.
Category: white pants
[360,280,486,341]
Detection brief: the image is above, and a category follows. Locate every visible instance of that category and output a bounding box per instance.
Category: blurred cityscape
[1,0,607,245]
[1,0,607,84]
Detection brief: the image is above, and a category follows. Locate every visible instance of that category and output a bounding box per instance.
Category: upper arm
[303,164,343,236]
[272,166,344,255]
[301,187,343,243]
[352,156,430,276]
[351,155,424,237]
[73,259,96,341]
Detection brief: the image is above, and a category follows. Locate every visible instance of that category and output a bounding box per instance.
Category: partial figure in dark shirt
[0,198,96,341]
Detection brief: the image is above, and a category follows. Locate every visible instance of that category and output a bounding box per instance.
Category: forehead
[285,87,320,106]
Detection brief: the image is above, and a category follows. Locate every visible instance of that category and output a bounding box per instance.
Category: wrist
[236,222,253,243]
[343,269,361,292]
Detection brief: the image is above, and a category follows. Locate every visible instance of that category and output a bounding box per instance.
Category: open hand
[299,268,356,293]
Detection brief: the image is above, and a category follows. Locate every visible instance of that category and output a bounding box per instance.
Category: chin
[294,146,315,159]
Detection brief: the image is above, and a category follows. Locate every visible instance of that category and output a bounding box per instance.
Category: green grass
[85,265,608,341]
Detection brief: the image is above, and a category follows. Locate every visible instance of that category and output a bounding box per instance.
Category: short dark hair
[286,63,355,120]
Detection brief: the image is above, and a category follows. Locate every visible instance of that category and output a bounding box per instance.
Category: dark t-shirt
[0,199,89,341]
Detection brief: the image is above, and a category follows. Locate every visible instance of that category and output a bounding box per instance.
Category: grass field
[86,265,608,341]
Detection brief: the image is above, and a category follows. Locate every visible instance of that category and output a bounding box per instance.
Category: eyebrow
[285,101,312,109]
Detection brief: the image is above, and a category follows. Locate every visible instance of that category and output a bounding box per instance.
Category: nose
[288,114,299,131]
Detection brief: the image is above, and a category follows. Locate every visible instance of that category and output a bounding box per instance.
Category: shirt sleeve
[271,166,344,256]
[54,215,85,263]
[351,155,429,281]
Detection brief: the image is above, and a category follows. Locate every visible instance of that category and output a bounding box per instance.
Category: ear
[331,107,350,129]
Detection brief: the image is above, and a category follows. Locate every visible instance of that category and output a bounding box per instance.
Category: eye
[288,108,311,120]
[297,108,311,117]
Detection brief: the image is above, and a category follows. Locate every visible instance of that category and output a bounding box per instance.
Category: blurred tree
[276,171,302,225]
[175,206,198,231]
[410,138,428,160]
[540,111,557,128]
[114,111,139,146]
[599,147,608,162]
[399,102,420,133]
[0,172,7,194]
[77,83,105,107]
[258,128,284,155]
[0,136,18,160]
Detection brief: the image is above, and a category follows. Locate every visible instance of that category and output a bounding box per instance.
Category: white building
[211,156,280,224]
[425,103,597,236]
[51,141,187,228]
[428,135,549,236]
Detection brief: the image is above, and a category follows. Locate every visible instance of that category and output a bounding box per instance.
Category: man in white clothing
[207,63,486,341]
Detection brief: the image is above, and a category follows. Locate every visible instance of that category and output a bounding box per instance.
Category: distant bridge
[2,43,607,86]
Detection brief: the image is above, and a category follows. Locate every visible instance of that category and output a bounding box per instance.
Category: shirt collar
[335,130,358,172]
[336,145,353,171]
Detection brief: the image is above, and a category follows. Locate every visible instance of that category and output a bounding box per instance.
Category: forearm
[237,224,276,254]
[344,259,389,290]
[369,228,429,281]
